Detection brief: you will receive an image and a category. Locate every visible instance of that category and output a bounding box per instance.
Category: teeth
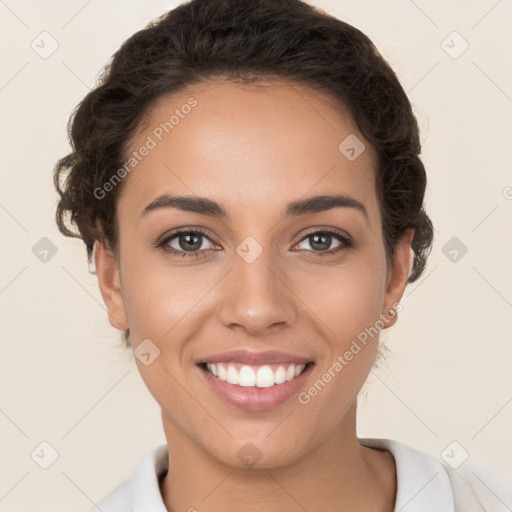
[217,363,227,381]
[226,365,239,385]
[256,366,275,388]
[274,366,287,384]
[239,365,257,386]
[205,362,307,388]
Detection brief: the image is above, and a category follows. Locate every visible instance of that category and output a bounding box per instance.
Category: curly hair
[53,0,434,348]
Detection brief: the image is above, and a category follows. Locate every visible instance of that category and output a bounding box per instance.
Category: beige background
[1,1,511,510]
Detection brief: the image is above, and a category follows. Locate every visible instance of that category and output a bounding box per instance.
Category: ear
[93,239,129,331]
[381,228,415,329]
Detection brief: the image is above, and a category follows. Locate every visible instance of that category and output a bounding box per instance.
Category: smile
[203,362,309,388]
[198,361,315,411]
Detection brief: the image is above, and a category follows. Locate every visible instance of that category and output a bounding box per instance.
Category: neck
[159,402,397,512]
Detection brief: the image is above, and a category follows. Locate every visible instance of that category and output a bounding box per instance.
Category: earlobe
[93,239,129,331]
[381,229,415,329]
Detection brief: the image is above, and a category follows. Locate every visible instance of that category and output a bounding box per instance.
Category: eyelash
[155,227,353,259]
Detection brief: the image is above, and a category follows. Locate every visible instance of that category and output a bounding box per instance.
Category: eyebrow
[140,193,369,225]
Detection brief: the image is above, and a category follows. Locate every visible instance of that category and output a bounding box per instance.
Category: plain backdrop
[0,1,511,511]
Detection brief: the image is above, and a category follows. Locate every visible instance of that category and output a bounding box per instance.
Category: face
[94,80,413,468]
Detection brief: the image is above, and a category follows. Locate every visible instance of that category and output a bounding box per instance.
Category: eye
[156,228,217,258]
[293,228,352,256]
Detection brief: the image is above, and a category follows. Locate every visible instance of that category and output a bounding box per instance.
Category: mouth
[197,361,314,388]
[195,350,316,411]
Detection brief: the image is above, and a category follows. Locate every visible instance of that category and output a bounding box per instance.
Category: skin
[94,80,414,512]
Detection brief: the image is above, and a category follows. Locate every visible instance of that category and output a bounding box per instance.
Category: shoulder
[86,444,169,512]
[359,437,512,512]
[442,458,512,512]
[86,478,131,512]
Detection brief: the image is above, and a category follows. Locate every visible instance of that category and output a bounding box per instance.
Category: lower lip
[198,363,315,411]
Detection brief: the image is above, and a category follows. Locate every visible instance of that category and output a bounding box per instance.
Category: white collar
[359,437,455,511]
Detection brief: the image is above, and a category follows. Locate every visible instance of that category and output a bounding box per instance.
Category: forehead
[118,80,380,226]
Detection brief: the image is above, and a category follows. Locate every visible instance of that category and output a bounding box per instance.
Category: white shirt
[87,437,512,511]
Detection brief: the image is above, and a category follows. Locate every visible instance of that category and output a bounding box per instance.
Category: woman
[53,0,511,510]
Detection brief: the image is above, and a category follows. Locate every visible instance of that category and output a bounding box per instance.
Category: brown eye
[171,232,207,252]
[300,232,340,251]
[294,228,352,256]
[156,229,217,258]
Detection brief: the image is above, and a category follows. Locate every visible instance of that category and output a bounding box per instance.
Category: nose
[218,246,298,337]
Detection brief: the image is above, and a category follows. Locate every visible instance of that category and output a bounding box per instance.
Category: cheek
[296,257,386,416]
[333,274,382,338]
[120,255,216,342]
[302,254,386,343]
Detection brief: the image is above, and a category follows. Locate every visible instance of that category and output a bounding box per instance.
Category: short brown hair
[53,0,434,347]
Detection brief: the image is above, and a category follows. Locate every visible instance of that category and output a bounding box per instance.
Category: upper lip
[197,349,313,366]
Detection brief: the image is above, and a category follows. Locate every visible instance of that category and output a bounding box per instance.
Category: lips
[197,349,313,366]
